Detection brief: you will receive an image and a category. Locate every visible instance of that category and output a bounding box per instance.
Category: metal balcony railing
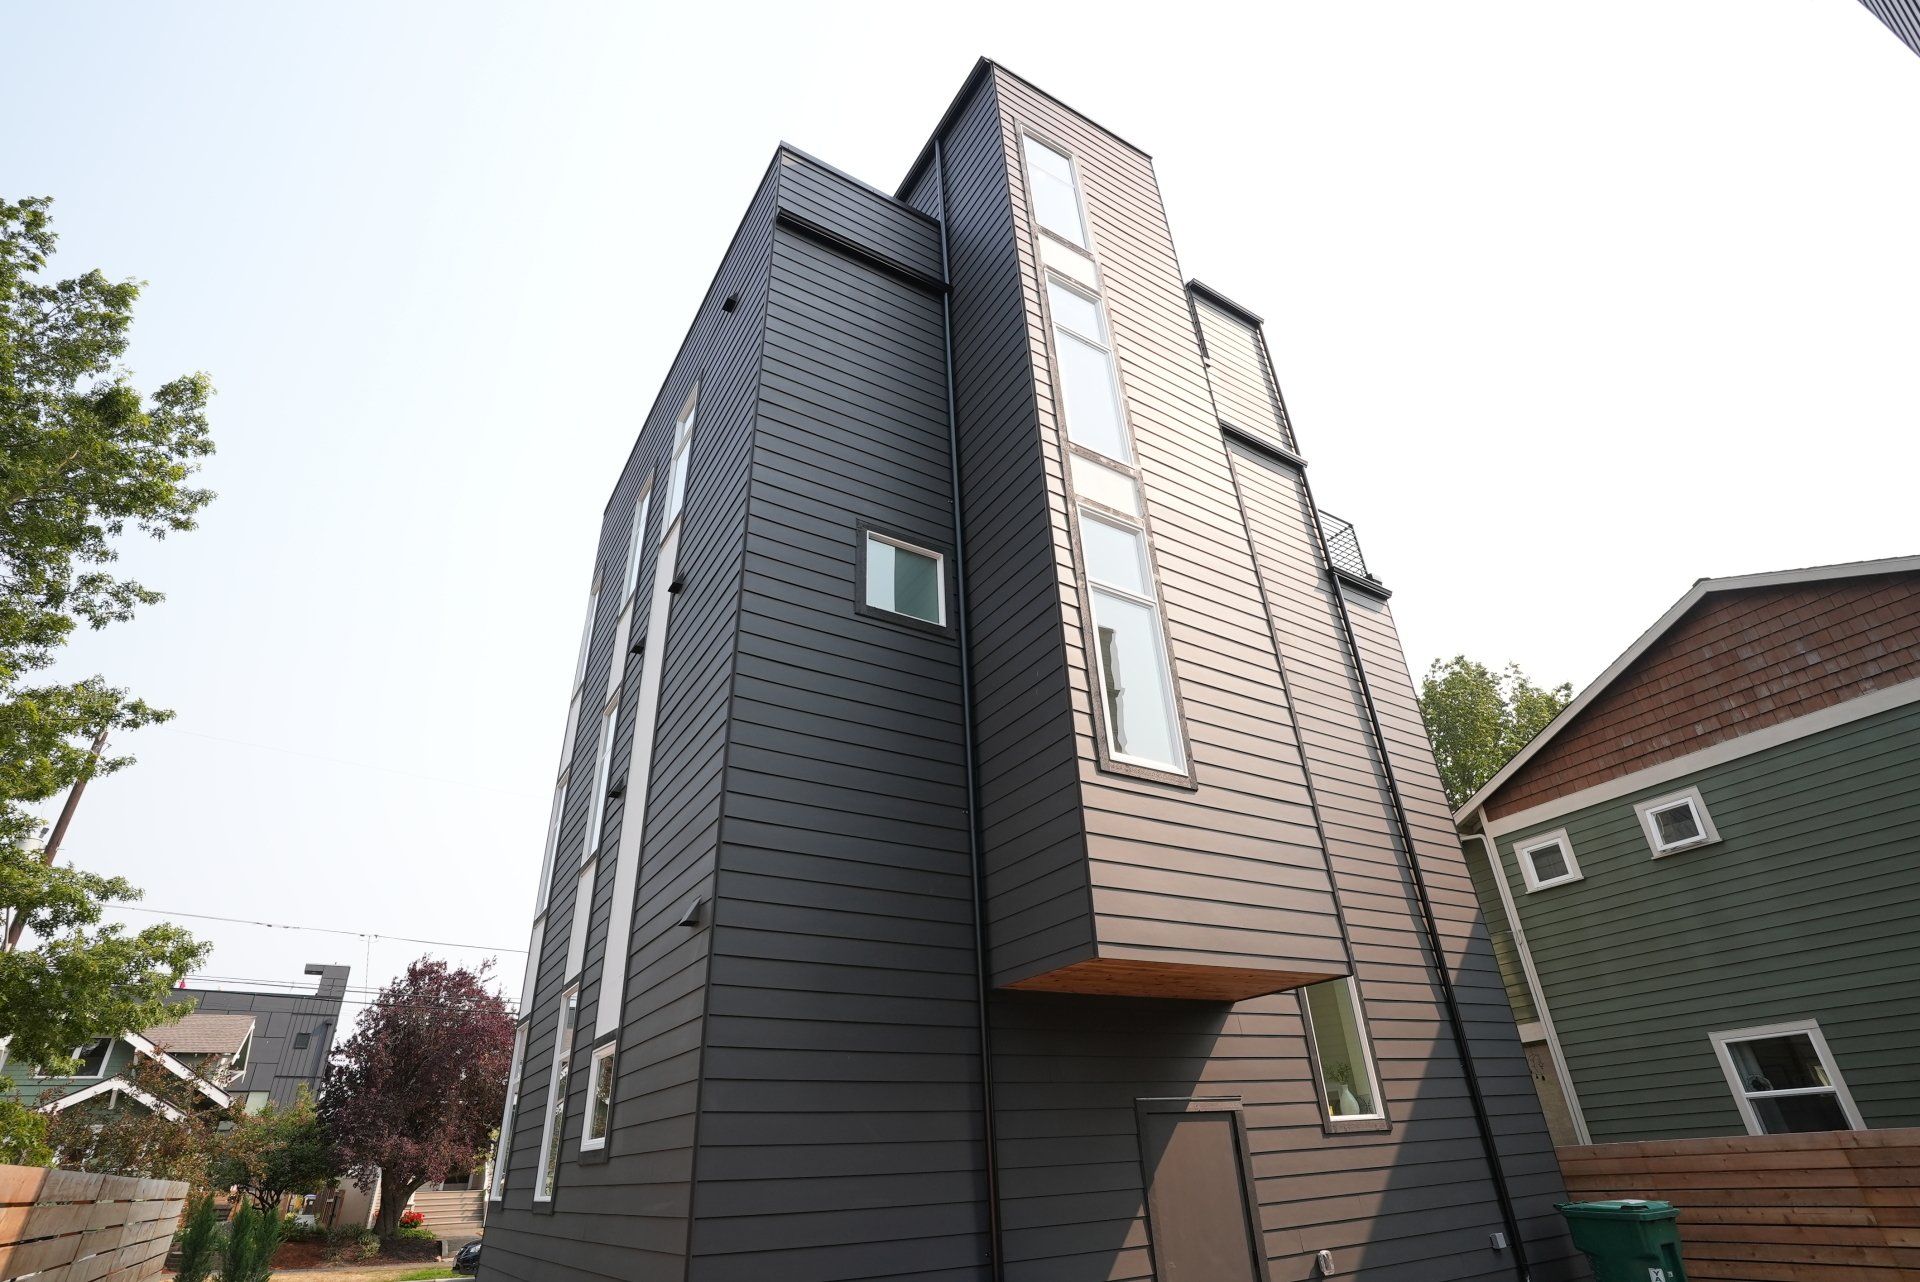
[1318,512,1377,584]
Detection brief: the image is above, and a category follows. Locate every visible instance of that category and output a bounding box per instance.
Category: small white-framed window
[661,386,698,533]
[583,692,620,855]
[490,1023,528,1199]
[1045,276,1131,463]
[533,986,579,1202]
[862,533,945,626]
[1710,1020,1863,1136]
[1515,829,1582,892]
[571,579,601,691]
[1635,785,1719,857]
[1021,134,1090,250]
[1302,978,1385,1122]
[581,1043,616,1151]
[35,1038,111,1079]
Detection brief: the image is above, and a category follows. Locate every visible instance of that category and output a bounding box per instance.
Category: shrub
[173,1193,219,1282]
[394,1225,438,1242]
[223,1201,285,1282]
[399,1209,426,1229]
[321,1226,380,1263]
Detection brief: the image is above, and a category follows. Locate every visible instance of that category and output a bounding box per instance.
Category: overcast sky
[7,2,1916,1018]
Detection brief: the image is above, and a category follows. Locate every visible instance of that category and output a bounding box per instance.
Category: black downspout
[1294,476,1533,1282]
[933,137,1005,1282]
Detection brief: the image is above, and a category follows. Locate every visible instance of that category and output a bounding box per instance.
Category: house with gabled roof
[1454,555,1920,1146]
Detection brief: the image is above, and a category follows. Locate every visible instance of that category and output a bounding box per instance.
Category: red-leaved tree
[318,957,514,1236]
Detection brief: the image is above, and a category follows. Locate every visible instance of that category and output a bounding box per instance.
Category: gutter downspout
[1294,487,1534,1282]
[933,136,1006,1282]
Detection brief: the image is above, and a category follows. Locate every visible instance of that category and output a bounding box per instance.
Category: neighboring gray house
[166,963,351,1110]
[0,962,350,1119]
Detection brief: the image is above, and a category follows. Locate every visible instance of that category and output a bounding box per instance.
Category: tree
[210,1087,339,1210]
[43,1060,228,1187]
[0,194,215,1062]
[319,958,514,1237]
[0,1094,52,1165]
[1417,657,1572,810]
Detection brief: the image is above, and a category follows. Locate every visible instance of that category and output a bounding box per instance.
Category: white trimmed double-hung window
[1710,1020,1862,1135]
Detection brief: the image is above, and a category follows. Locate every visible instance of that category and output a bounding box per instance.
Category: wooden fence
[1558,1128,1920,1281]
[0,1166,185,1282]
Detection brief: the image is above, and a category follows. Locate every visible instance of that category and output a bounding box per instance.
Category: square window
[862,533,944,626]
[1302,978,1384,1122]
[1079,512,1150,597]
[1711,1021,1861,1136]
[1635,786,1719,856]
[1515,829,1582,892]
[582,1044,616,1151]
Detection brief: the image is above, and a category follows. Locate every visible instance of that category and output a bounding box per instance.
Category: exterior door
[1136,1098,1266,1282]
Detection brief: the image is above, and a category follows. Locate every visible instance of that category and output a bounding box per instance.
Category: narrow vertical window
[534,987,579,1202]
[491,1023,527,1199]
[622,489,652,604]
[1081,512,1182,771]
[581,1043,616,1151]
[1046,277,1130,462]
[661,386,698,533]
[583,694,619,855]
[1302,978,1384,1122]
[1022,135,1090,249]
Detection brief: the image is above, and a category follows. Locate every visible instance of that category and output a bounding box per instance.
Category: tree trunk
[375,1177,422,1239]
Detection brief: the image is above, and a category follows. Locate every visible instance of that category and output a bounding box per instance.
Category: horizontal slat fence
[1558,1129,1920,1281]
[0,1165,185,1282]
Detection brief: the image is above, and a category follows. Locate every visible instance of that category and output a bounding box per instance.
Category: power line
[155,725,544,802]
[105,903,526,954]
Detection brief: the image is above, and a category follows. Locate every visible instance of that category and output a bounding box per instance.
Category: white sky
[7,2,1916,1017]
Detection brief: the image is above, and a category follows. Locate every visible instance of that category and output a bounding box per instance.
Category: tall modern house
[484,62,1579,1282]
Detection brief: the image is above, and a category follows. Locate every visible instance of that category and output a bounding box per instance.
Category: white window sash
[490,1023,527,1200]
[1515,829,1583,892]
[1635,785,1720,857]
[533,987,579,1202]
[580,1043,616,1152]
[1709,1020,1864,1136]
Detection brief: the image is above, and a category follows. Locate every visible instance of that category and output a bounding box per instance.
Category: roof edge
[1453,552,1920,824]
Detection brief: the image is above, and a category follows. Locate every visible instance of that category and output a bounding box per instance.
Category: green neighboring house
[1454,556,1920,1147]
[0,1013,253,1119]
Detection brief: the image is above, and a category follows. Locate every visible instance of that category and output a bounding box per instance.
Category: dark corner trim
[1333,567,1392,600]
[773,208,949,295]
[1221,423,1308,472]
[1186,279,1265,327]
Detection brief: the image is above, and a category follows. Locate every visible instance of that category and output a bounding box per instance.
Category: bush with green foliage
[221,1200,284,1282]
[172,1193,220,1282]
[0,1090,52,1165]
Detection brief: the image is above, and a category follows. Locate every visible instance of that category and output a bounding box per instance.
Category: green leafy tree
[0,1092,53,1164]
[210,1087,339,1211]
[0,194,214,1061]
[1417,657,1572,810]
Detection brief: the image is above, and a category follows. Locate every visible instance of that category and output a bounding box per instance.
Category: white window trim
[1515,828,1583,892]
[1303,977,1387,1124]
[533,986,579,1203]
[1086,583,1186,773]
[34,1039,112,1081]
[491,1023,527,1200]
[1635,785,1720,857]
[862,532,947,626]
[621,486,653,606]
[583,690,620,856]
[580,1043,616,1152]
[661,386,698,534]
[1709,1019,1863,1136]
[1020,130,1093,254]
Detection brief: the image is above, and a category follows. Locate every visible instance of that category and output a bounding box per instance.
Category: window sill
[1523,874,1584,894]
[1650,836,1719,860]
[1323,1114,1392,1136]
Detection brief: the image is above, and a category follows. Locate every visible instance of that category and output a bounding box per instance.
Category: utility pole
[2,726,109,953]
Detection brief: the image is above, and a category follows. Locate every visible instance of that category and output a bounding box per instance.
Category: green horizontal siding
[1465,836,1537,1025]
[0,1039,138,1106]
[1496,699,1920,1142]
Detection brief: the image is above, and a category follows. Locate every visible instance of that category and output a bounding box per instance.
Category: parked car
[454,1240,481,1275]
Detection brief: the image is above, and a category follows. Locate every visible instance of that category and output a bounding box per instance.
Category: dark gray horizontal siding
[904,71,1094,988]
[775,149,944,284]
[688,205,988,1282]
[484,152,773,1282]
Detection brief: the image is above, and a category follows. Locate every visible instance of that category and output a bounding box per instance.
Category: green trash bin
[1557,1199,1687,1282]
